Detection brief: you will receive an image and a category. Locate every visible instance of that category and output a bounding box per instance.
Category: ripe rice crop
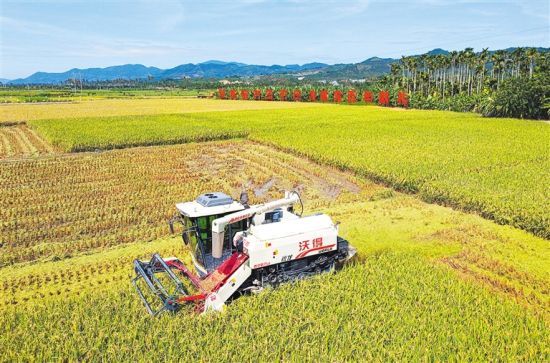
[0,97,322,123]
[28,103,550,238]
[0,88,214,103]
[0,252,547,361]
[1,135,548,361]
[0,237,182,308]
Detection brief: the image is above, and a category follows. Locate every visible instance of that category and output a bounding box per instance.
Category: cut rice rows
[0,124,55,158]
[0,140,380,267]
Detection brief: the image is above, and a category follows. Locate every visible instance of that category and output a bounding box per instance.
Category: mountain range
[6,61,331,85]
[5,48,548,84]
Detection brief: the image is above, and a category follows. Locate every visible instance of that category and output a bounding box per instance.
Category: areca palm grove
[393,47,546,96]
[387,47,549,119]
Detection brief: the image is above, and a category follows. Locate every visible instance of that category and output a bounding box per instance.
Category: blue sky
[0,0,548,79]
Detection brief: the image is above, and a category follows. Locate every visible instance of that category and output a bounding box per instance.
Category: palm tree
[400,55,408,88]
[449,50,458,95]
[457,50,467,92]
[478,48,489,92]
[390,63,401,86]
[405,56,414,93]
[461,48,475,95]
[511,47,525,77]
[439,54,450,99]
[438,54,447,95]
[492,50,507,87]
[409,57,419,93]
[526,48,538,78]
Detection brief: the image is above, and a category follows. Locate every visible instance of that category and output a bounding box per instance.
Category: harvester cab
[132,191,355,316]
[170,192,249,276]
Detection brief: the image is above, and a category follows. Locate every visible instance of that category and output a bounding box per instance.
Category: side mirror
[168,213,182,234]
[240,191,249,208]
[169,220,175,234]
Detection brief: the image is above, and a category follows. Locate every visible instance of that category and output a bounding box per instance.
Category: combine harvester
[132,191,355,315]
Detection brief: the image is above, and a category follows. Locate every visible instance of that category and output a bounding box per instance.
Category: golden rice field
[0,97,322,123]
[0,88,213,103]
[27,104,550,238]
[1,250,548,361]
[1,140,548,361]
[1,98,548,361]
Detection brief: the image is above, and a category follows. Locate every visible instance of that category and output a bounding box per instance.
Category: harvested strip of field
[0,124,55,158]
[0,97,324,123]
[0,140,376,266]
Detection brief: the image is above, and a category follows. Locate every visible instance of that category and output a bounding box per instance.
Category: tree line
[389,47,547,97]
[382,48,549,119]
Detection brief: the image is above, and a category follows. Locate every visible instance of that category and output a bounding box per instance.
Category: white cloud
[78,40,197,58]
[136,0,186,33]
[0,16,69,37]
[515,0,549,21]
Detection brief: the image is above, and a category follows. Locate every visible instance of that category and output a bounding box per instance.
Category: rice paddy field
[0,97,321,123]
[1,98,548,361]
[0,88,214,103]
[24,104,550,238]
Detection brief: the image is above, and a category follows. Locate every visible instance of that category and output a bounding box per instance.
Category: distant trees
[393,47,548,96]
[479,72,549,119]
[386,47,549,119]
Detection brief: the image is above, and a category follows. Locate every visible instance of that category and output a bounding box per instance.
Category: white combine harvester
[132,191,355,315]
